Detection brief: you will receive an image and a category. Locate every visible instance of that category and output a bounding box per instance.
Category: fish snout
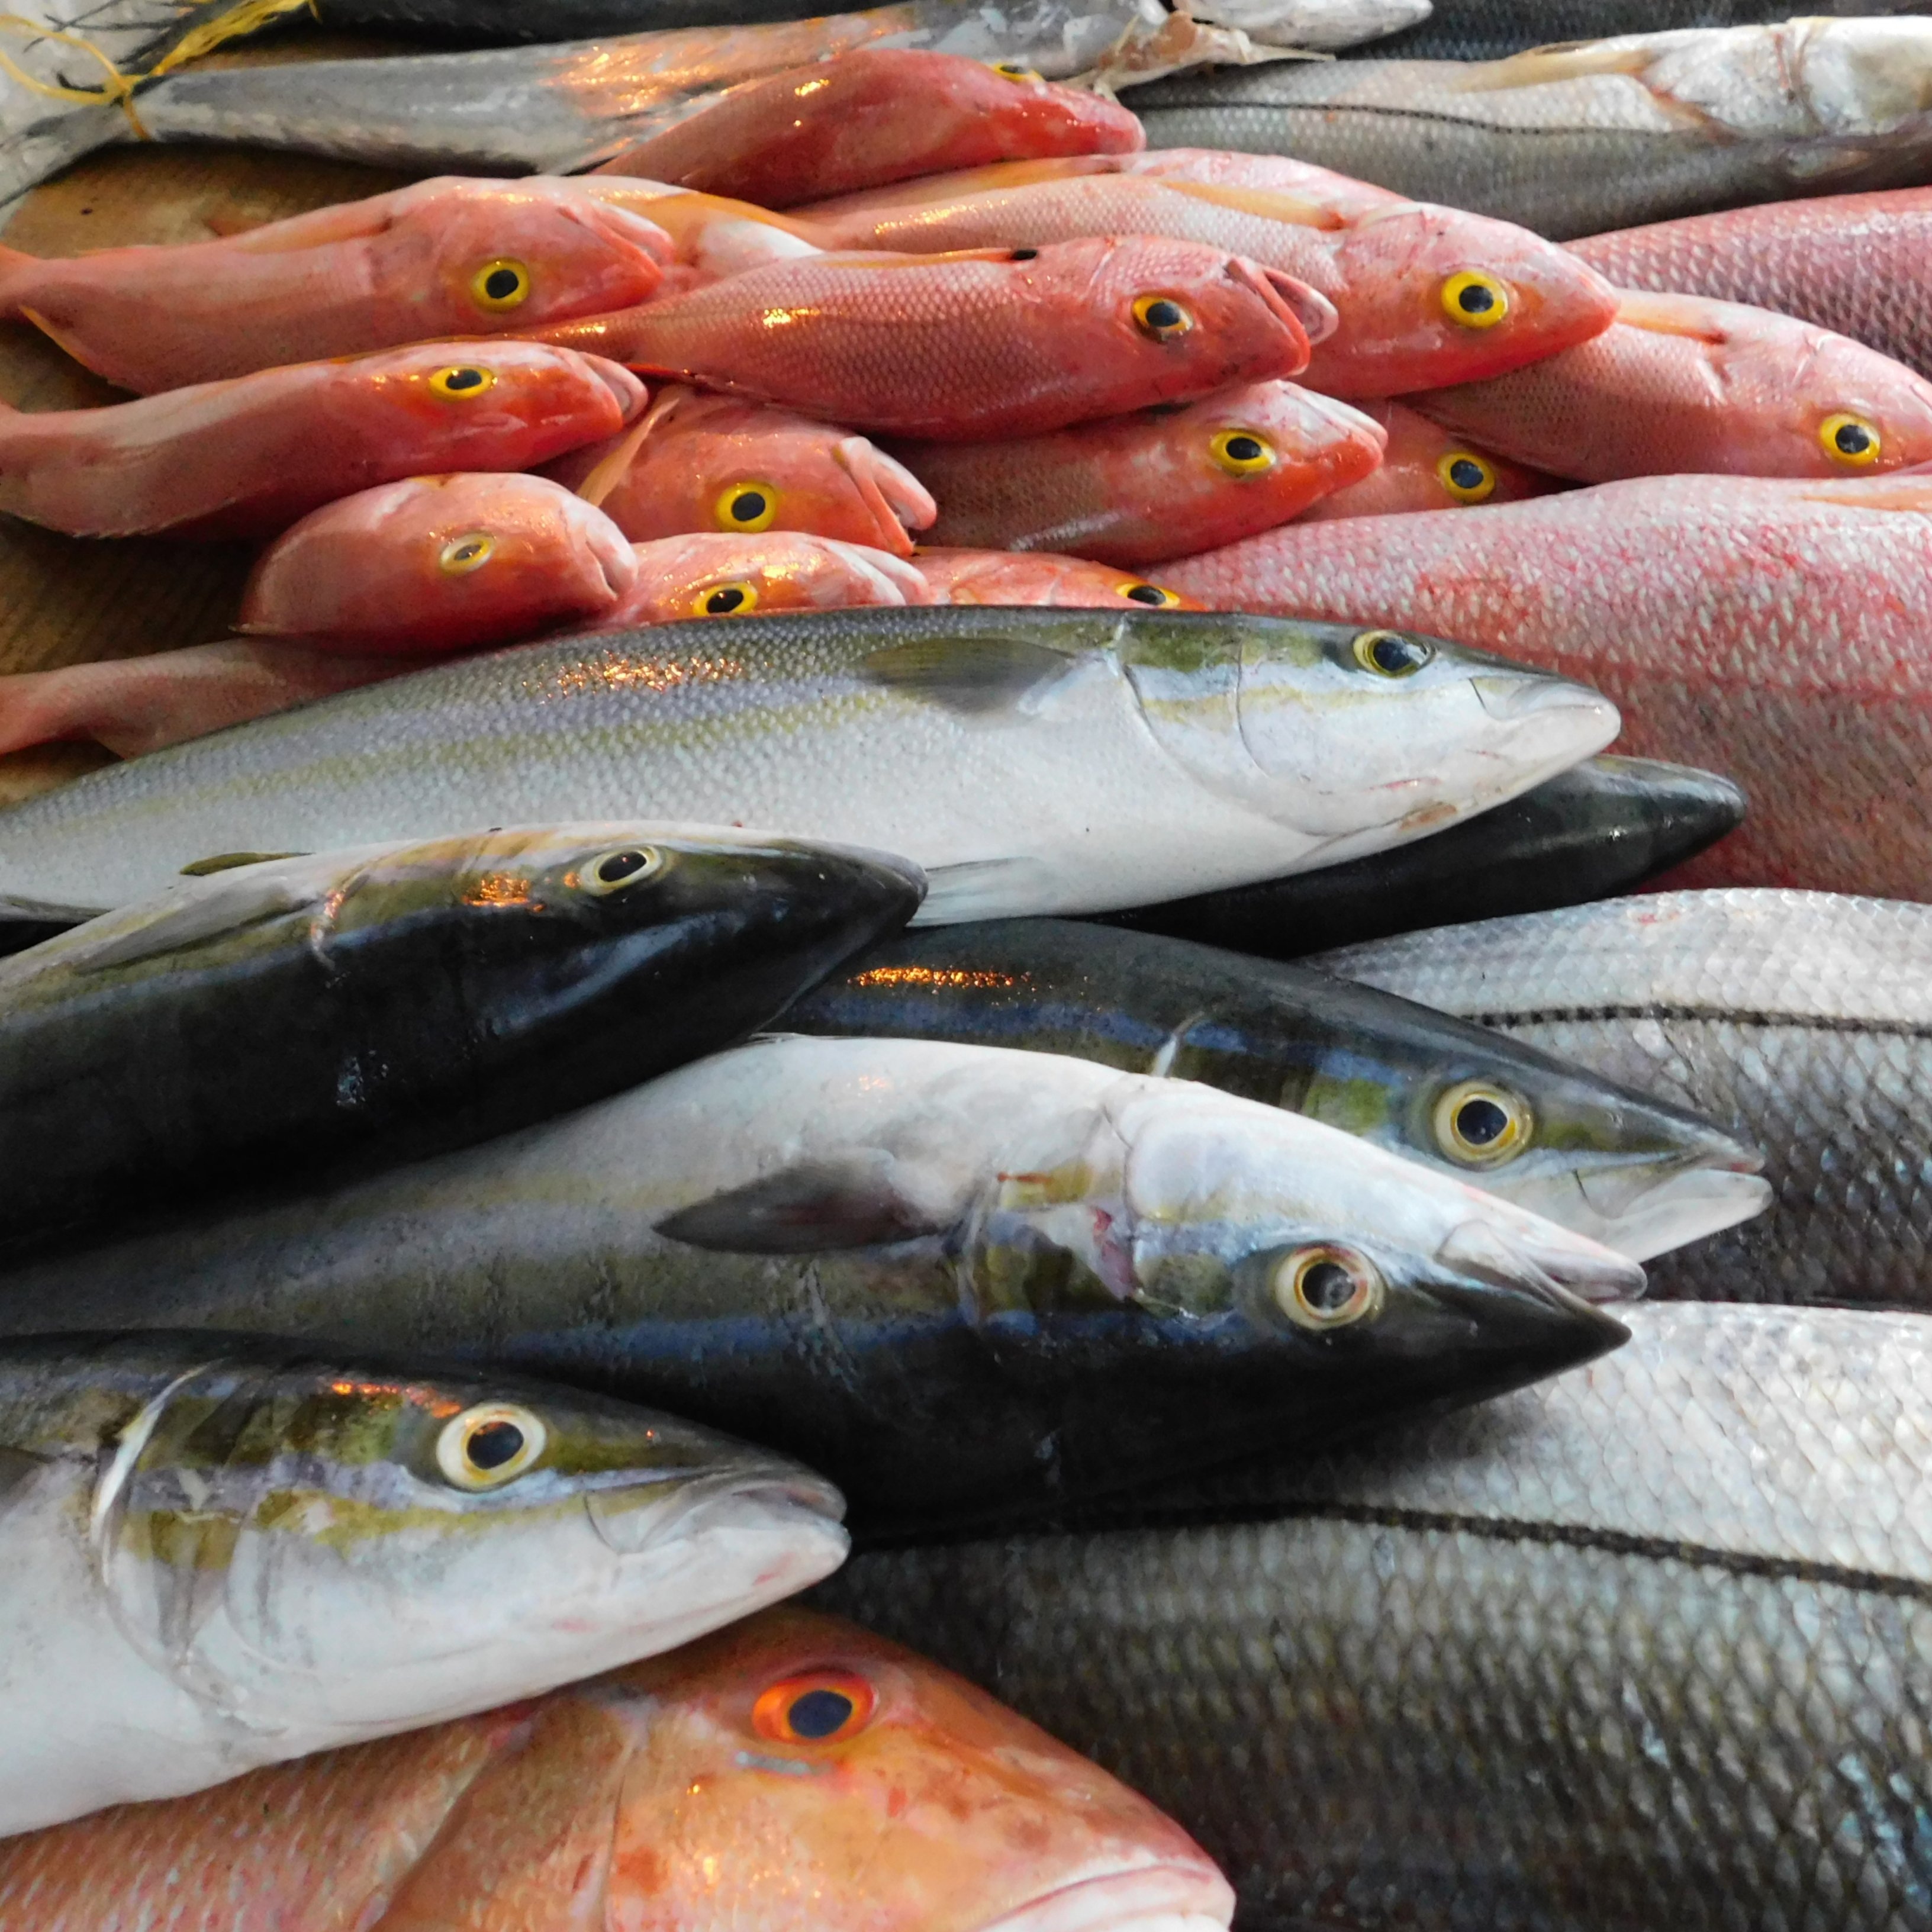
[1573,1154,1774,1264]
[835,436,937,554]
[976,1861,1236,1932]
[583,354,649,424]
[1228,256,1339,353]
[1471,672,1621,767]
[1438,1212,1647,1307]
[586,1464,847,1559]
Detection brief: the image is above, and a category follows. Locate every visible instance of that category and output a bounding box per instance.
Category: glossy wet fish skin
[1164,471,1932,901]
[579,178,831,289]
[821,1301,1932,1932]
[1125,17,1932,240]
[596,530,933,622]
[1298,397,1561,517]
[0,1033,1635,1537]
[0,825,922,1242]
[912,547,1205,607]
[0,340,643,543]
[1098,755,1745,955]
[0,607,1617,925]
[784,916,1766,1260]
[0,1331,846,1835]
[1316,889,1932,1312]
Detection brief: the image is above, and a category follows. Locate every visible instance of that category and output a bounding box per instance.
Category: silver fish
[822,1300,1932,1931]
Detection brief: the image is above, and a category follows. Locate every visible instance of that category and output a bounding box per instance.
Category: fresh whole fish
[1098,754,1746,953]
[0,1033,1637,1535]
[0,1606,1235,1932]
[580,178,830,291]
[784,916,1767,1260]
[1297,397,1560,517]
[0,340,645,542]
[1163,471,1932,901]
[1122,18,1932,240]
[598,531,933,621]
[912,546,1204,607]
[899,380,1386,565]
[0,606,1618,925]
[1316,889,1932,1312]
[0,1329,846,1834]
[0,178,672,395]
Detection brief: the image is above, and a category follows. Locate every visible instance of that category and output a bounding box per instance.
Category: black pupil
[445,368,484,391]
[1125,584,1168,606]
[1457,1097,1511,1147]
[706,587,747,614]
[453,542,483,562]
[1010,247,1039,261]
[467,1420,524,1470]
[787,1688,855,1738]
[1836,421,1873,454]
[484,267,522,300]
[1448,457,1486,489]
[596,849,649,884]
[1302,1261,1357,1313]
[730,491,767,522]
[1145,299,1183,331]
[1226,435,1264,462]
[1457,282,1496,314]
[1370,635,1422,673]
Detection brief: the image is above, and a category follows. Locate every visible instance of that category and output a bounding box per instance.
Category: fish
[803,169,1622,398]
[0,825,922,1239]
[1296,397,1561,517]
[1121,17,1932,240]
[913,547,1205,607]
[579,178,831,291]
[1314,888,1932,1312]
[0,1032,1638,1536]
[593,49,1145,207]
[0,340,645,542]
[783,916,1767,1260]
[1412,288,1932,481]
[1162,471,1932,901]
[1096,754,1746,954]
[1569,185,1932,385]
[529,239,1332,441]
[544,383,936,556]
[0,1329,846,1834]
[238,473,637,655]
[0,178,672,395]
[898,381,1385,565]
[599,530,933,621]
[0,606,1618,925]
[819,1300,1932,1931]
[0,1605,1237,1932]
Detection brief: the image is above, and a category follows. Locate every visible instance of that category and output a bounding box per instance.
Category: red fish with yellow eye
[1297,401,1561,520]
[895,379,1385,567]
[0,178,673,397]
[0,1607,1235,1932]
[914,547,1204,609]
[543,385,936,557]
[524,237,1332,442]
[0,341,645,542]
[592,49,1145,210]
[593,531,933,626]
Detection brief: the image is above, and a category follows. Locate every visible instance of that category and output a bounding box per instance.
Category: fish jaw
[974,1863,1235,1931]
[836,436,938,552]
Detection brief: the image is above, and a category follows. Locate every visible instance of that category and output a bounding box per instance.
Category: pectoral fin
[71,864,320,973]
[861,635,1076,715]
[657,1155,949,1253]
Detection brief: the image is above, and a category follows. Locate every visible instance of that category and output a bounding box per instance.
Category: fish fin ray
[656,1156,948,1253]
[914,856,1055,924]
[860,634,1076,715]
[65,865,320,972]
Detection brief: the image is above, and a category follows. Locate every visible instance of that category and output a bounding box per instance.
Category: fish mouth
[835,436,935,556]
[974,1863,1235,1932]
[585,1467,847,1557]
[1439,1215,1645,1306]
[1572,1162,1774,1263]
[591,358,650,424]
[1227,256,1339,349]
[1471,672,1612,725]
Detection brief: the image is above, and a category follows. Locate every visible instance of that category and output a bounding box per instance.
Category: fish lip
[1438,1215,1646,1306]
[585,1466,846,1557]
[1470,672,1611,723]
[1226,255,1339,350]
[590,357,649,424]
[972,1863,1235,1932]
[1574,1165,1774,1264]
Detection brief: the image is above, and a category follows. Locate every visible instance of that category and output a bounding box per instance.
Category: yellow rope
[145,0,315,78]
[0,13,149,136]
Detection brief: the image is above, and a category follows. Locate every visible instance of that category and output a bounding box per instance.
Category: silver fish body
[822,1300,1932,1931]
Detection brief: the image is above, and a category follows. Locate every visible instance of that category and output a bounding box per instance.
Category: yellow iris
[715,482,779,532]
[1210,428,1277,476]
[1820,413,1881,466]
[1435,449,1497,502]
[469,258,533,312]
[1132,294,1193,343]
[428,365,495,401]
[694,581,759,617]
[438,532,495,575]
[1440,270,1509,330]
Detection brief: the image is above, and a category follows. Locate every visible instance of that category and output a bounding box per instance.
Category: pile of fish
[1,0,1930,1924]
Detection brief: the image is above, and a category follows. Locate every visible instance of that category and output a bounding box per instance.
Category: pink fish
[899,379,1384,566]
[1297,400,1561,519]
[545,385,935,555]
[579,180,830,294]
[597,530,932,622]
[0,341,644,541]
[594,50,1144,208]
[0,178,673,395]
[240,473,636,656]
[1163,471,1932,899]
[916,546,1203,608]
[802,172,1619,400]
[1412,289,1932,481]
[531,239,1329,441]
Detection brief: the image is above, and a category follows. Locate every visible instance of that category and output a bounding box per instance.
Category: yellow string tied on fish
[144,0,317,78]
[0,14,150,139]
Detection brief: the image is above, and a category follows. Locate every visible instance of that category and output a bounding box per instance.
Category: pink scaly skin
[916,547,1203,608]
[544,385,934,556]
[576,180,830,295]
[240,473,637,656]
[0,342,644,542]
[1297,400,1561,519]
[802,172,1619,400]
[593,50,1143,208]
[1411,289,1932,482]
[0,179,672,395]
[896,379,1384,567]
[1163,472,1932,900]
[594,531,932,624]
[528,239,1328,442]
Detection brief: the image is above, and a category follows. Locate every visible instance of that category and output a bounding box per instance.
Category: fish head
[1166,378,1387,511]
[1776,324,1932,475]
[1116,611,1619,854]
[581,180,829,281]
[597,1606,1233,1932]
[1297,400,1560,519]
[916,547,1203,608]
[87,1338,848,1741]
[1313,202,1620,397]
[364,339,646,440]
[607,532,933,624]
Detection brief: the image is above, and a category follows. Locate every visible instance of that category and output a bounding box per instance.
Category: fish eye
[1820,412,1881,466]
[1133,294,1193,343]
[715,481,778,532]
[579,845,664,893]
[436,1402,547,1490]
[470,257,533,311]
[1434,1080,1534,1166]
[1210,427,1277,476]
[429,365,496,401]
[1435,450,1496,503]
[694,581,759,617]
[752,1670,878,1743]
[1120,580,1183,607]
[1440,270,1509,330]
[1009,247,1040,262]
[438,532,495,575]
[1351,629,1434,677]
[1273,1246,1384,1331]
[989,59,1043,80]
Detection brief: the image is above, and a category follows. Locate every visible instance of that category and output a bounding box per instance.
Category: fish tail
[0,98,126,234]
[0,666,92,757]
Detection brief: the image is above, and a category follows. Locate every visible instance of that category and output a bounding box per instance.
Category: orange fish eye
[988,59,1043,81]
[1820,412,1881,466]
[714,482,778,532]
[438,532,496,575]
[428,365,496,401]
[1435,449,1496,502]
[694,580,759,617]
[752,1672,877,1743]
[470,258,533,312]
[1210,427,1276,476]
[1440,270,1508,330]
[1120,581,1182,607]
[1133,294,1193,343]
